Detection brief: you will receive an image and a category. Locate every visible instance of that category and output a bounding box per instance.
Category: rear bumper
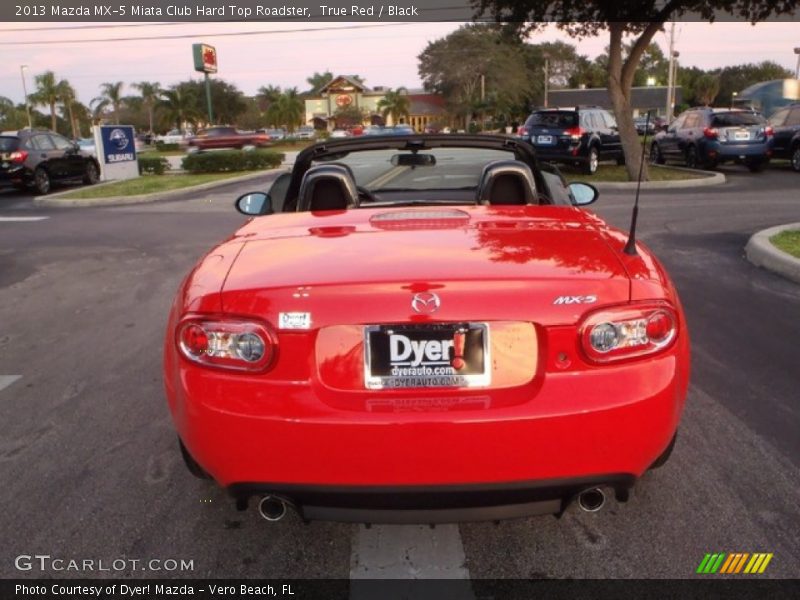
[165,340,688,491]
[708,142,771,159]
[0,167,29,187]
[228,475,636,523]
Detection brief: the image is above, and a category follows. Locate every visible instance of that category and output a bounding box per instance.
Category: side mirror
[568,182,599,206]
[235,191,272,216]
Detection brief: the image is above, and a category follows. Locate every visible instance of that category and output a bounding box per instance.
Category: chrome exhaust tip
[258,495,288,521]
[577,488,606,512]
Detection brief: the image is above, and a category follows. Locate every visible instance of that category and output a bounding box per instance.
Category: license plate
[536,135,554,145]
[364,323,490,389]
[734,130,750,141]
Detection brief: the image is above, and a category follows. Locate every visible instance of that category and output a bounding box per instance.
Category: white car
[155,129,191,145]
[330,129,351,138]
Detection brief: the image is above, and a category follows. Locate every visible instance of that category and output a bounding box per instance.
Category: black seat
[297,164,359,212]
[476,160,537,206]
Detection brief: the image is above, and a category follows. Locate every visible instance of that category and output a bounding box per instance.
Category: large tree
[158,86,200,132]
[92,81,125,124]
[266,88,304,132]
[132,81,162,134]
[30,71,64,132]
[176,79,247,126]
[57,81,80,139]
[474,1,795,180]
[419,24,532,129]
[306,71,334,94]
[377,88,411,125]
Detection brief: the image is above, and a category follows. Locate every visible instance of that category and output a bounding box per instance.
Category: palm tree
[92,81,124,124]
[57,81,79,139]
[377,88,410,126]
[158,87,199,133]
[306,71,333,94]
[268,88,304,133]
[256,85,281,111]
[30,71,62,131]
[132,81,161,134]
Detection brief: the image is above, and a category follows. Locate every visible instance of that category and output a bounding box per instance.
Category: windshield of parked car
[711,112,765,127]
[312,147,518,192]
[0,136,20,152]
[525,111,579,128]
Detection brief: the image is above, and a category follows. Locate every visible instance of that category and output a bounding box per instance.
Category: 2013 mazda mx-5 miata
[163,135,690,523]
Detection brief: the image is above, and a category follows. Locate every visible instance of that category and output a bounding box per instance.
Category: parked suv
[650,108,773,172]
[767,103,800,172]
[517,107,623,174]
[0,129,99,194]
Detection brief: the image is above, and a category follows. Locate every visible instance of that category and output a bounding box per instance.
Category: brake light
[580,303,678,363]
[703,127,719,140]
[517,126,528,137]
[563,127,584,140]
[764,126,774,138]
[9,151,28,164]
[176,317,277,372]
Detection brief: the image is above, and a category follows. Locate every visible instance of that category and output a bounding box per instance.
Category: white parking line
[0,216,49,222]
[350,523,471,578]
[0,375,22,392]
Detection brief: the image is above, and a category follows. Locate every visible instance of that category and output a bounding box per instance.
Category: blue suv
[650,108,773,172]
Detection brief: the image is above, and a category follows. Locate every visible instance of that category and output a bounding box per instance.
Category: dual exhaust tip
[258,495,289,521]
[256,488,608,521]
[577,487,606,512]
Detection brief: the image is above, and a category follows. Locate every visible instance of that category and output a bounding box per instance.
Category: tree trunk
[607,23,647,181]
[148,105,154,134]
[67,102,78,139]
[50,101,57,132]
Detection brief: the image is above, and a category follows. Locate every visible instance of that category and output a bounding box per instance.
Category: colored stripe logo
[697,552,773,574]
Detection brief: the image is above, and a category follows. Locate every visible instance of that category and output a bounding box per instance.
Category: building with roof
[304,75,446,132]
[547,86,683,117]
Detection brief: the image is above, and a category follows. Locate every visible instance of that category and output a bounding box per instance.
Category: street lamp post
[669,51,680,120]
[20,65,32,129]
[543,53,550,108]
[794,47,800,79]
[731,91,738,109]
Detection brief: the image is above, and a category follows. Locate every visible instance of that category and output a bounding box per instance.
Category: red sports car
[163,135,690,523]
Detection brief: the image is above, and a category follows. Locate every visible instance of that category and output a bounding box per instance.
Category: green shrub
[155,141,180,152]
[181,150,284,174]
[138,156,169,175]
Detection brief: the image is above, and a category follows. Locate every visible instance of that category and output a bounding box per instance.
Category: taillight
[764,126,774,138]
[580,303,678,363]
[703,127,719,140]
[9,151,28,164]
[563,127,584,140]
[176,317,277,372]
[517,126,528,137]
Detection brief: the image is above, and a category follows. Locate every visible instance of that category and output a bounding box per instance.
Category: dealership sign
[193,43,218,73]
[93,125,139,182]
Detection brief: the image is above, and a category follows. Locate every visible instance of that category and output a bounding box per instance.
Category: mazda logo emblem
[411,292,440,314]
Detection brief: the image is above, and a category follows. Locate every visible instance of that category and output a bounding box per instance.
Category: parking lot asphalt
[0,163,798,581]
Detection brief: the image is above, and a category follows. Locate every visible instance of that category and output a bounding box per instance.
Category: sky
[0,21,798,106]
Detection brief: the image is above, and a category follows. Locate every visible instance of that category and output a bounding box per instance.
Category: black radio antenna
[623,110,652,256]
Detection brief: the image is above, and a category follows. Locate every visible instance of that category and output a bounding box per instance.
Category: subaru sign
[100,126,136,164]
[94,125,139,182]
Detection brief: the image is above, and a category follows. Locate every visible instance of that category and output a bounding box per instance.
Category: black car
[0,129,100,194]
[650,108,773,172]
[767,103,800,172]
[517,107,623,175]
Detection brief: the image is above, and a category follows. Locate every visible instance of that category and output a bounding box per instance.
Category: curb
[33,167,289,207]
[745,223,800,285]
[592,166,725,190]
